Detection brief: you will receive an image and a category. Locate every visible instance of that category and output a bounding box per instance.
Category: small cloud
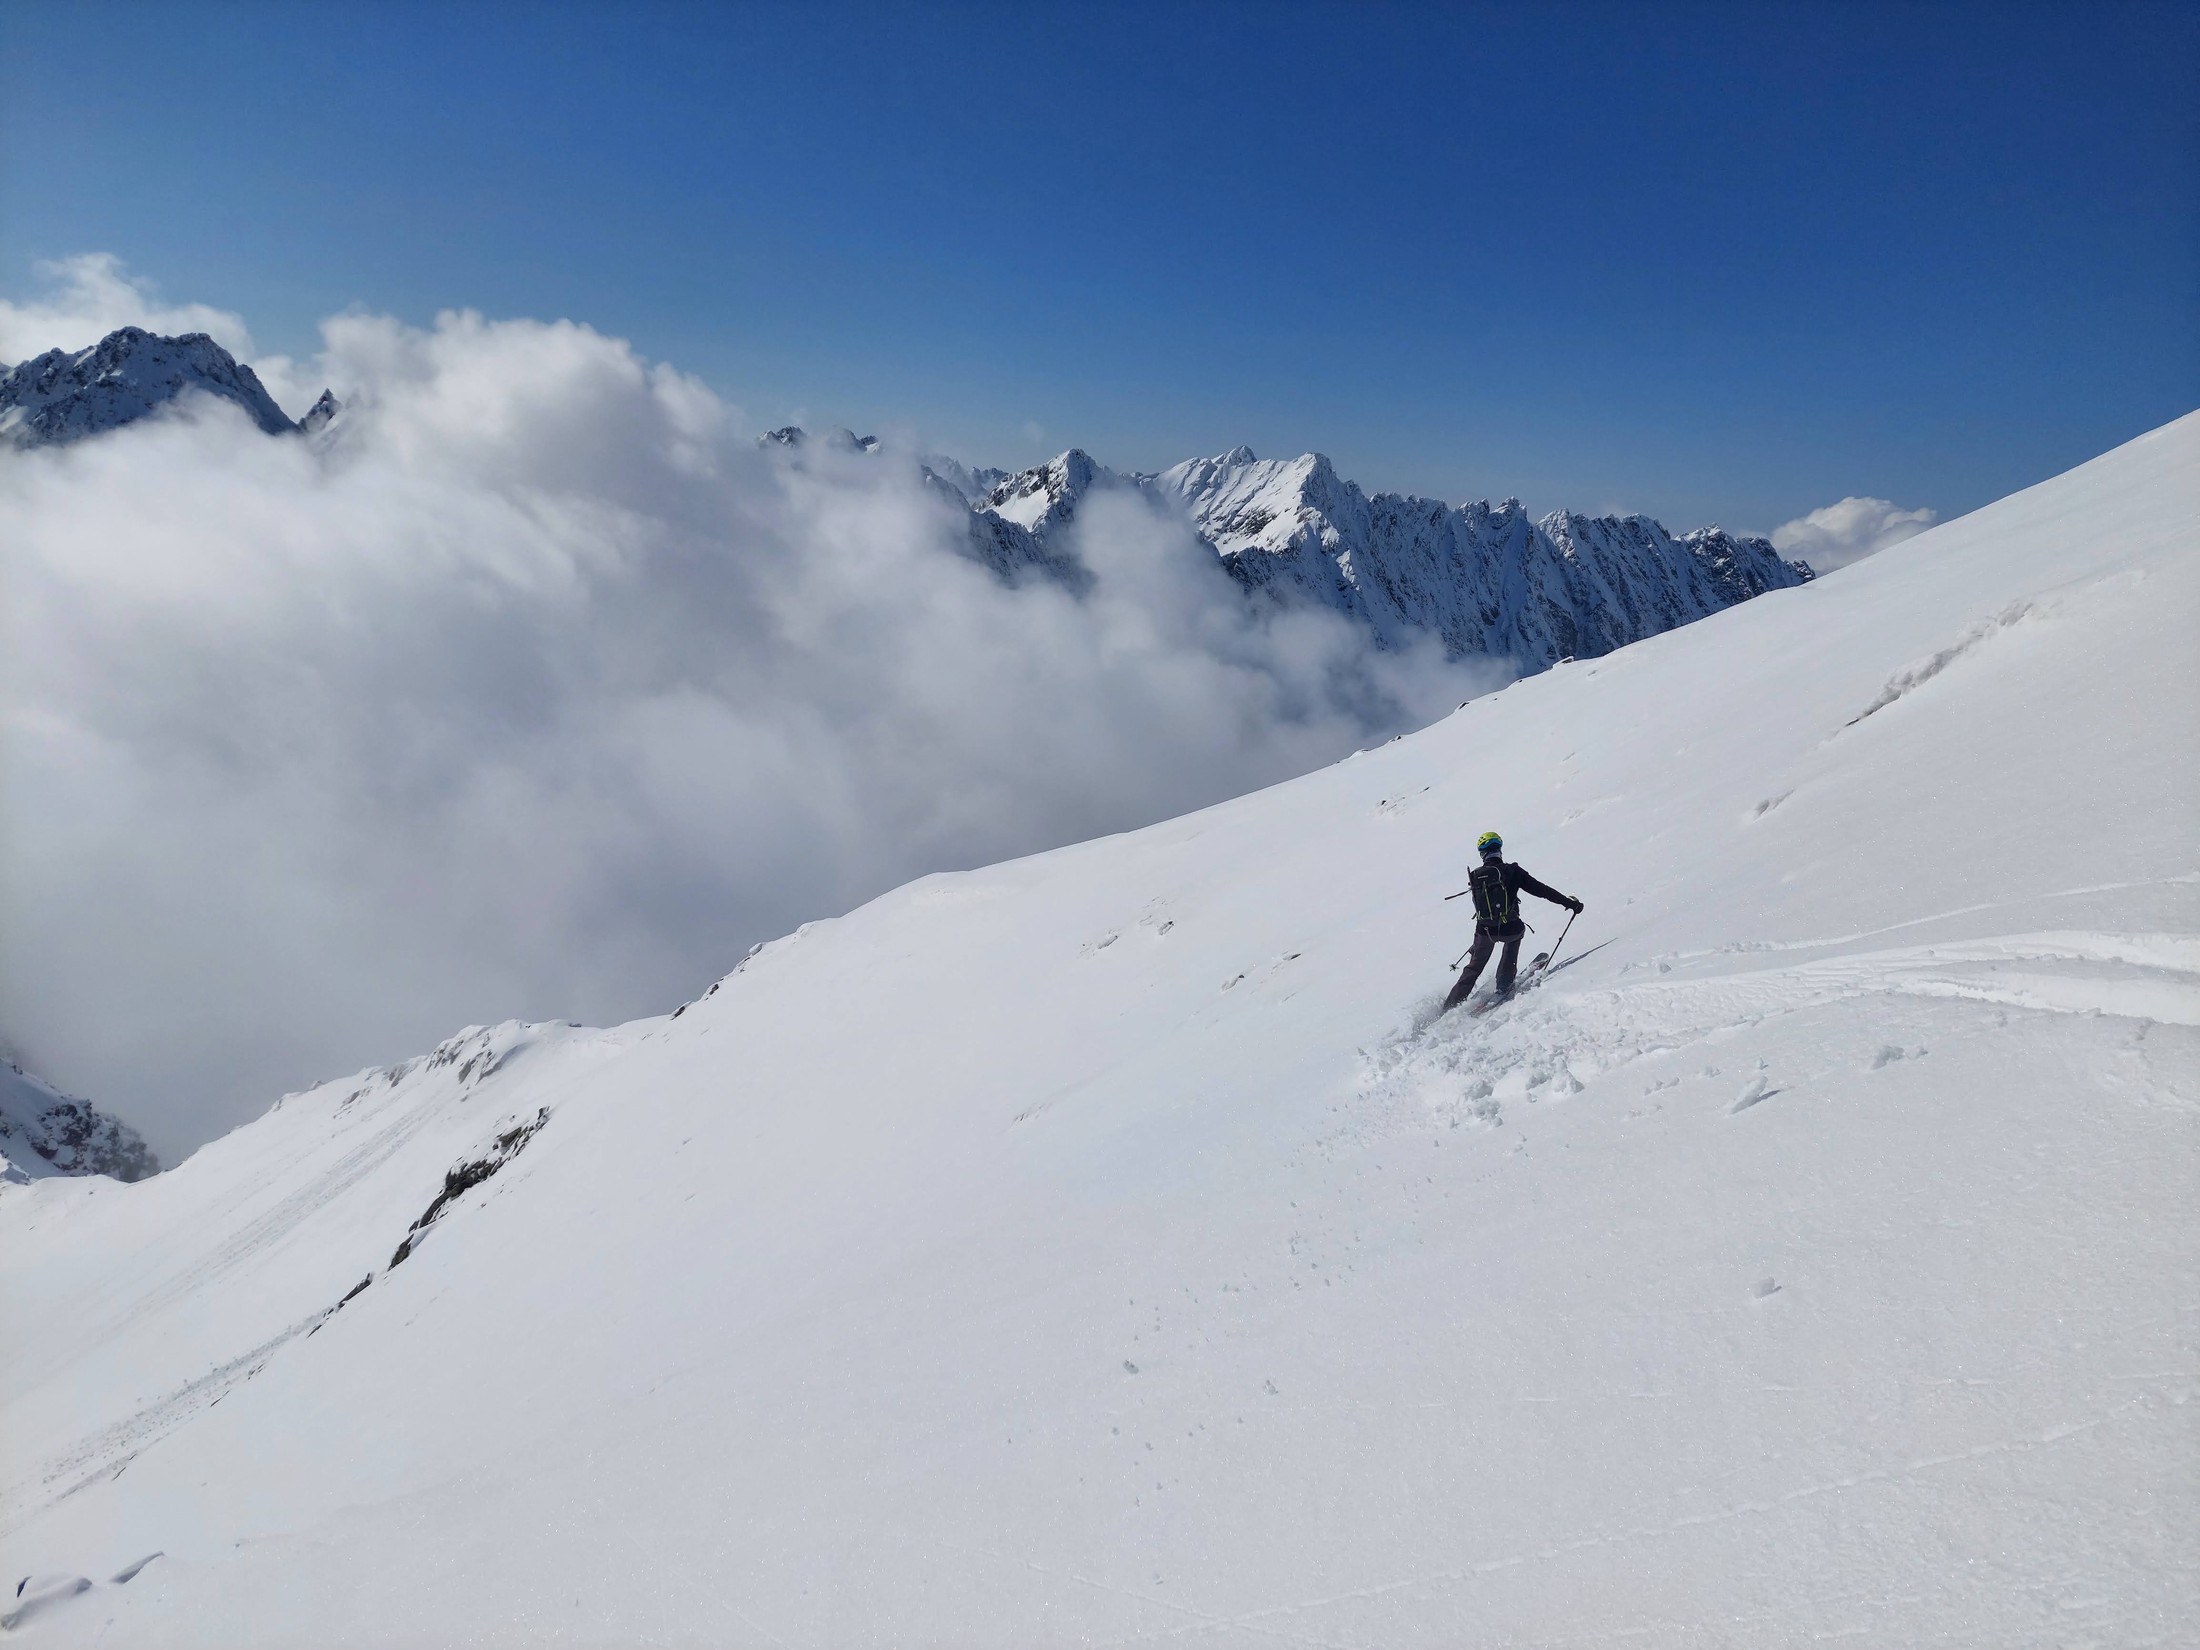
[1772,496,1938,574]
[0,254,258,363]
[1022,420,1047,446]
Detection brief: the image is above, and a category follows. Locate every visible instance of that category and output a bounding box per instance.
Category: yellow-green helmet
[1476,830,1503,857]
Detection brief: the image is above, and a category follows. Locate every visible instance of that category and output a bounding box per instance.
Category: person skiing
[1440,831,1582,1014]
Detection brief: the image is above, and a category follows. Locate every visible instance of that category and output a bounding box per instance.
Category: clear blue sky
[3,0,2194,528]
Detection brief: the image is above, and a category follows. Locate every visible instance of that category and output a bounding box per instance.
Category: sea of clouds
[1,260,1494,1158]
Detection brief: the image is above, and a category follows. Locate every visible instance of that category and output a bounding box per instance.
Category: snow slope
[1,416,2194,1646]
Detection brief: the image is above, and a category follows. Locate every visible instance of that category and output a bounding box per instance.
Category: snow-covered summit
[959,440,1816,669]
[0,327,307,448]
[0,1056,159,1185]
[758,424,878,454]
[758,426,1811,670]
[976,447,1107,537]
[1149,445,1366,558]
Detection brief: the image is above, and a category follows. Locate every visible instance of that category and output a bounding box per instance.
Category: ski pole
[1543,910,1578,971]
[1443,888,1472,901]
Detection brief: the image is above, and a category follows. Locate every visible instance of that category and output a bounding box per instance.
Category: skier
[1440,830,1583,1015]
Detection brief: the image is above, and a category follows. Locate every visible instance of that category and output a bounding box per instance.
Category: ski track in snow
[5,1026,525,1402]
[1355,925,2200,1143]
[0,1316,326,1540]
[1641,870,2200,964]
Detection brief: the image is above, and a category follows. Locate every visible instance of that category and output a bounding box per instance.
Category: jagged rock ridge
[299,388,343,434]
[895,440,1815,671]
[0,1055,159,1184]
[0,327,312,447]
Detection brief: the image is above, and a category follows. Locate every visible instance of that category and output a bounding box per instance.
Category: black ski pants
[1443,926,1521,1012]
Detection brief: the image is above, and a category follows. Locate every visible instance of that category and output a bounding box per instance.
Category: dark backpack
[1469,858,1515,929]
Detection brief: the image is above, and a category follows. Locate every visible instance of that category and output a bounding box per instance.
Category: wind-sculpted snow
[1,413,2193,1646]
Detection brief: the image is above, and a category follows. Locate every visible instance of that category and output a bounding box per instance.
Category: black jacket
[1472,858,1573,937]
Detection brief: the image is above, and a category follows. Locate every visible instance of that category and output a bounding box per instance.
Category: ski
[1460,938,1612,1019]
[1537,937,1613,980]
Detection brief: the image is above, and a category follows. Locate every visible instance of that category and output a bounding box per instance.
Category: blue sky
[2,0,2194,529]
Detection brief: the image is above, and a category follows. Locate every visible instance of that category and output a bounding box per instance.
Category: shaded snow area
[3,416,2196,1646]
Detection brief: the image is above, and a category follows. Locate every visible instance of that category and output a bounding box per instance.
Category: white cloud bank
[1773,495,1939,573]
[0,253,259,363]
[0,268,1498,1159]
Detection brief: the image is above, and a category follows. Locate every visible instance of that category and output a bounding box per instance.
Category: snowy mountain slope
[767,427,1812,671]
[751,426,1086,588]
[1,415,2194,1646]
[1142,444,1813,667]
[918,450,1009,507]
[0,329,301,447]
[0,1059,158,1186]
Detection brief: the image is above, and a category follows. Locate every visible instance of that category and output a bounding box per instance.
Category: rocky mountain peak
[964,442,1812,671]
[0,1056,159,1185]
[0,326,299,448]
[300,388,343,434]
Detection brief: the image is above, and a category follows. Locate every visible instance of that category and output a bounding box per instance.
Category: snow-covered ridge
[0,1057,159,1184]
[0,328,319,448]
[783,431,1814,670]
[1128,442,1810,668]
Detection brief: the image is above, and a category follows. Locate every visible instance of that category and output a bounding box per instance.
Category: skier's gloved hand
[1567,897,1584,913]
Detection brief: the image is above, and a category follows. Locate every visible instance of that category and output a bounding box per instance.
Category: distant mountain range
[3,327,1810,672]
[932,441,1812,670]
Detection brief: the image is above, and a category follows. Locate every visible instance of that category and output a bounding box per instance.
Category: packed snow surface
[2,416,2195,1645]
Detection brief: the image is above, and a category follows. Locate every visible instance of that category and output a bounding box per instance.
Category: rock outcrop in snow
[0,1056,159,1184]
[0,328,311,448]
